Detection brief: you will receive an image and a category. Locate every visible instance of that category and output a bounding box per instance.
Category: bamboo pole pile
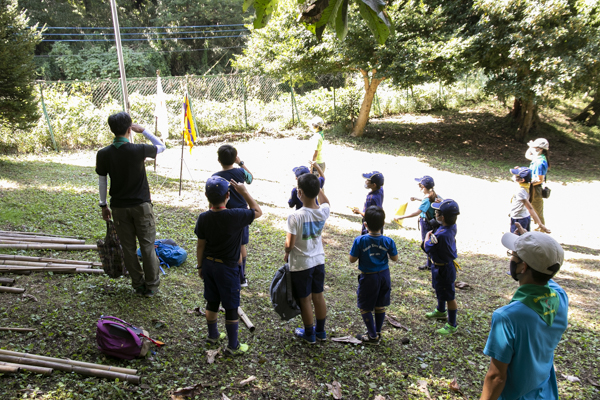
[0,350,141,384]
[0,231,96,250]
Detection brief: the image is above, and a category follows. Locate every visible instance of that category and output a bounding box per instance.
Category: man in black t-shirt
[96,112,166,297]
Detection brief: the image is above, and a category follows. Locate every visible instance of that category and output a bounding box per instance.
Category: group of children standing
[194,118,462,355]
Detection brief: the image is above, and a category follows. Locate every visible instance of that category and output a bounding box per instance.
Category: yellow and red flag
[182,93,197,153]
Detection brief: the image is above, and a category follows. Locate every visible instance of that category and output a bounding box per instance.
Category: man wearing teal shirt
[480,232,568,400]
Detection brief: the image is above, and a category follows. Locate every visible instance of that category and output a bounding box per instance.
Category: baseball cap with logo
[415,176,434,189]
[362,171,384,187]
[293,166,310,178]
[205,176,229,203]
[510,167,532,183]
[527,138,549,150]
[431,199,460,215]
[501,231,564,275]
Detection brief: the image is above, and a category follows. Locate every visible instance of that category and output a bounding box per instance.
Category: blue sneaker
[316,331,327,342]
[294,328,316,344]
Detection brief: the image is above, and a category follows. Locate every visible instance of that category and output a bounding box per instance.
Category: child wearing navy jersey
[212,145,253,287]
[288,162,325,210]
[353,171,384,235]
[422,199,460,336]
[194,176,262,355]
[349,206,398,344]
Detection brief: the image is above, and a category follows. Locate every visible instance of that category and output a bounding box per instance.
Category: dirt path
[149,136,600,267]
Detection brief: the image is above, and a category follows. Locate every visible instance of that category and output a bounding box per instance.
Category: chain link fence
[0,72,486,153]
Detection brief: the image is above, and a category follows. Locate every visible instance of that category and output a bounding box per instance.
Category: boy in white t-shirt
[284,173,331,344]
[509,167,549,235]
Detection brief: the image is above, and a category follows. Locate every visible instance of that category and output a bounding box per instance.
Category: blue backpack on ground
[269,263,301,321]
[137,239,187,269]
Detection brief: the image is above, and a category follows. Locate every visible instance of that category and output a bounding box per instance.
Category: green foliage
[0,0,42,129]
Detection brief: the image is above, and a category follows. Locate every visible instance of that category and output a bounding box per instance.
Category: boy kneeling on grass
[285,173,331,344]
[349,206,399,345]
[194,176,262,356]
[422,199,460,336]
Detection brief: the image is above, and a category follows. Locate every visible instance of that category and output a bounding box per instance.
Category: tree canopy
[0,0,42,128]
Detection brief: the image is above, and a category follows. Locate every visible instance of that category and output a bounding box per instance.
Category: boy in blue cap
[194,176,262,355]
[353,171,384,235]
[509,167,550,235]
[212,144,254,287]
[422,199,460,336]
[288,161,325,210]
[349,206,398,344]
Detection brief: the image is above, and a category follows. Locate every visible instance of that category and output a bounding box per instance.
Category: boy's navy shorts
[356,268,391,311]
[242,225,249,246]
[202,258,240,309]
[510,216,531,234]
[290,264,325,299]
[431,262,456,302]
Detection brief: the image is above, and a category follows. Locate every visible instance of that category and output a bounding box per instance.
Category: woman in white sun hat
[525,138,549,228]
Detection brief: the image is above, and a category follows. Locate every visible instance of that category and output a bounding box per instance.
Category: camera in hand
[428,218,441,231]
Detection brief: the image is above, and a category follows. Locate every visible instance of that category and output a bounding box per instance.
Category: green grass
[0,104,599,399]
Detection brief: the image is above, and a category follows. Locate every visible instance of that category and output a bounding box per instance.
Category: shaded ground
[0,103,599,399]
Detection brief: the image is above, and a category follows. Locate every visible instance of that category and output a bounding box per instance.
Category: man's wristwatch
[239,161,244,166]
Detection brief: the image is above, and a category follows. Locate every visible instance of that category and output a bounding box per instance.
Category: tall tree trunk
[510,97,538,142]
[572,94,600,126]
[352,69,384,137]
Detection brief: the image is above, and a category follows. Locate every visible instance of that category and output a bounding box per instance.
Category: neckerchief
[511,284,559,326]
[112,136,129,149]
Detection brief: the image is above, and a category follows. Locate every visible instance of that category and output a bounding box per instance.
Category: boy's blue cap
[415,176,434,189]
[510,167,532,183]
[293,166,310,178]
[206,176,229,198]
[431,199,460,215]
[362,171,384,186]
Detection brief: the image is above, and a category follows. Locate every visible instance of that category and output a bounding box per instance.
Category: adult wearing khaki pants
[525,138,549,228]
[96,112,166,297]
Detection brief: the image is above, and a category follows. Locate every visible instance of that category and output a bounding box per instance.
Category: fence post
[333,86,336,120]
[38,84,58,152]
[242,77,248,129]
[290,79,295,125]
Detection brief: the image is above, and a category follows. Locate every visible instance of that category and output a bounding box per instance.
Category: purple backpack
[96,316,152,360]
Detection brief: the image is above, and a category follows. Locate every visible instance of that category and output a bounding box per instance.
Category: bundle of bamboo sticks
[0,255,104,275]
[0,231,97,251]
[0,350,141,384]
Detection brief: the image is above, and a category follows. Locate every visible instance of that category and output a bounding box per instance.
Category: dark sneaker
[355,332,381,345]
[144,288,159,297]
[316,331,327,342]
[206,332,226,345]
[294,328,316,344]
[224,343,249,356]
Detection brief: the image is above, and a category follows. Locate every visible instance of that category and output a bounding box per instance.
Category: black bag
[97,220,127,278]
[541,186,551,199]
[269,263,301,321]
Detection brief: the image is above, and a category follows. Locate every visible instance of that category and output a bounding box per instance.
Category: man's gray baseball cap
[501,232,564,275]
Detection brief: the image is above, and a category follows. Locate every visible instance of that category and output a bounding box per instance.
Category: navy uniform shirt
[362,187,384,235]
[212,168,250,209]
[423,224,457,264]
[194,208,255,265]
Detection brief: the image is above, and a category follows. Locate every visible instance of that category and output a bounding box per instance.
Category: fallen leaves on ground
[386,315,409,331]
[326,381,342,399]
[239,375,256,386]
[206,349,220,364]
[417,380,431,399]
[331,336,362,344]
